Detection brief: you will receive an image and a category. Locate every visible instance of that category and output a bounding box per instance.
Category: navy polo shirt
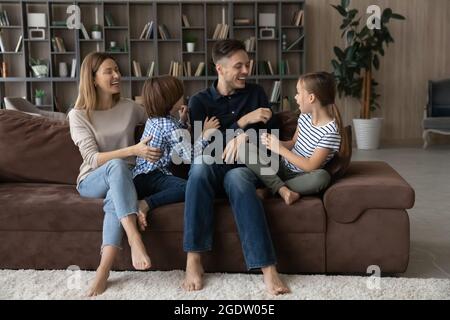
[188,80,278,141]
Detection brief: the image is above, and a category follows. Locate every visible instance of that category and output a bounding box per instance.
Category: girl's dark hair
[141,75,184,117]
[299,72,349,156]
[212,39,246,64]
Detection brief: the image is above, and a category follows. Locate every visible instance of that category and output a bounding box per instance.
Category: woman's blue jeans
[77,159,138,249]
[183,156,277,270]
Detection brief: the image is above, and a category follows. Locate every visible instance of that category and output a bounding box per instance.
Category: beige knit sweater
[68,98,147,186]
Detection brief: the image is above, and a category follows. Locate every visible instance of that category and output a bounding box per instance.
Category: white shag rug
[1,270,449,300]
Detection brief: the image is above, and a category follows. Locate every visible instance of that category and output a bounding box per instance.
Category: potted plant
[91,24,102,40]
[29,58,48,78]
[184,34,197,52]
[331,0,405,149]
[34,89,45,106]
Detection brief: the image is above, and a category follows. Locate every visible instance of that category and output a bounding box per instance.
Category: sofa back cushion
[0,110,81,184]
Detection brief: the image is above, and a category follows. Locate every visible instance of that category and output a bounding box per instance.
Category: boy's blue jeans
[133,170,187,212]
[183,156,277,270]
[77,159,138,249]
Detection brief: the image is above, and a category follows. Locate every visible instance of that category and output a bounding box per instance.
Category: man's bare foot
[87,267,110,297]
[137,200,149,231]
[278,186,301,205]
[182,253,204,291]
[262,265,290,296]
[128,234,151,270]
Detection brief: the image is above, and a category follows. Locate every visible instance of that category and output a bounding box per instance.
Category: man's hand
[222,133,248,164]
[133,136,163,162]
[237,108,272,128]
[178,105,189,124]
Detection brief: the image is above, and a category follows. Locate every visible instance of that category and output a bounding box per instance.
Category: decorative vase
[186,42,195,52]
[35,97,42,106]
[353,118,383,150]
[58,62,68,77]
[91,31,102,40]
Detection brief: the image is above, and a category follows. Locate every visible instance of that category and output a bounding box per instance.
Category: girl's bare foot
[137,200,149,231]
[128,234,151,270]
[261,265,290,296]
[87,267,110,297]
[278,186,301,205]
[182,253,204,291]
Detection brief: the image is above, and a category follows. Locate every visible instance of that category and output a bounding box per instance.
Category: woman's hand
[179,105,189,124]
[202,116,220,140]
[261,133,284,155]
[133,136,162,162]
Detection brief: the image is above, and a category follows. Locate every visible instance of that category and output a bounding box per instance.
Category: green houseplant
[91,24,102,40]
[34,89,45,106]
[331,0,405,149]
[184,33,197,52]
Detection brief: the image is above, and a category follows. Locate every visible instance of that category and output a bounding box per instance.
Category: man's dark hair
[212,39,246,64]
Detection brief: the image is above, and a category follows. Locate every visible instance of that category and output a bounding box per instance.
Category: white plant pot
[186,42,195,52]
[35,97,43,106]
[91,31,102,40]
[353,118,383,150]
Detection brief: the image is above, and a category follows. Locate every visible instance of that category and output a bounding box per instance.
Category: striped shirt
[132,115,208,178]
[283,113,341,173]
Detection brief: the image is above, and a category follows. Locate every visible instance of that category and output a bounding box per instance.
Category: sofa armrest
[323,161,415,224]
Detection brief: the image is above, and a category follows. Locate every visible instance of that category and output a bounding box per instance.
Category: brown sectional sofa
[0,110,415,274]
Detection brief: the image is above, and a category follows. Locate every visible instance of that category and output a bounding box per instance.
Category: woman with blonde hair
[68,52,162,296]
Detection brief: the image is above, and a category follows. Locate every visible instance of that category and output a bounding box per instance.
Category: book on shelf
[286,34,304,51]
[292,10,304,26]
[80,23,90,40]
[104,12,115,27]
[146,61,155,77]
[139,21,154,40]
[14,35,23,52]
[267,61,274,76]
[234,18,252,26]
[54,37,66,52]
[244,36,256,52]
[182,14,190,28]
[194,62,205,77]
[249,59,254,76]
[0,11,10,26]
[158,24,171,40]
[279,60,291,76]
[270,81,281,104]
[0,32,6,52]
[132,60,142,77]
[70,58,77,78]
[212,24,229,40]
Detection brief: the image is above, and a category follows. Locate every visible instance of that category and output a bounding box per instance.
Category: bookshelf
[0,0,305,113]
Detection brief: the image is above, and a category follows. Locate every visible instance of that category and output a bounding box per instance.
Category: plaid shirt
[132,116,208,178]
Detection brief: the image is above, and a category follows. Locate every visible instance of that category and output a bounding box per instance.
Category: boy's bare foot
[128,234,151,270]
[182,253,204,291]
[262,265,290,296]
[278,186,301,205]
[137,200,149,231]
[87,267,110,297]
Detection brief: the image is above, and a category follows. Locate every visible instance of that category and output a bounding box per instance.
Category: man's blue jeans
[183,156,277,270]
[77,159,138,249]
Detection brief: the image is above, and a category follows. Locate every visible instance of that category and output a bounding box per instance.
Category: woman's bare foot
[87,267,110,297]
[137,200,149,231]
[261,265,290,296]
[182,253,204,291]
[278,186,301,205]
[128,234,151,270]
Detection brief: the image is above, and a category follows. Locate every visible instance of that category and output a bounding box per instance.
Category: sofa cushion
[0,183,326,234]
[323,161,415,224]
[0,110,81,184]
[423,117,450,130]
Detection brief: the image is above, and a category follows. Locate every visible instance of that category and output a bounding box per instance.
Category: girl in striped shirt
[243,72,346,205]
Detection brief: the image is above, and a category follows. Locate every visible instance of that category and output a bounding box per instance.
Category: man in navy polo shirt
[182,39,290,295]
